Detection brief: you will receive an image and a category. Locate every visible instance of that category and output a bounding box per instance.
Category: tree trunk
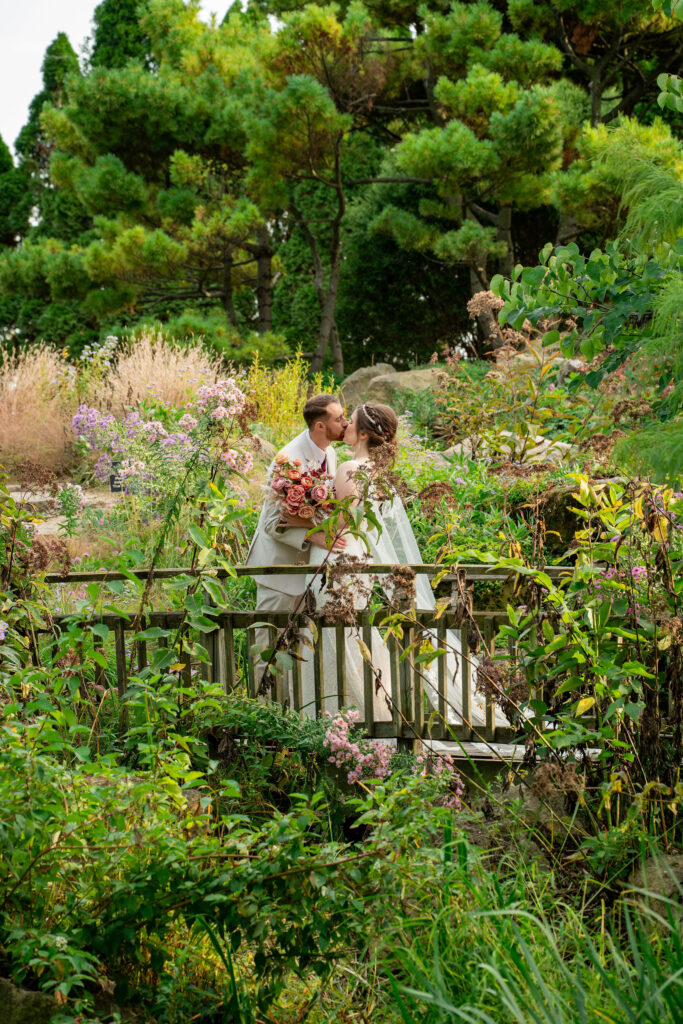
[555,210,579,246]
[296,142,346,374]
[330,320,343,376]
[222,252,239,328]
[467,265,506,357]
[496,204,513,277]
[590,63,606,126]
[254,226,273,334]
[310,249,342,372]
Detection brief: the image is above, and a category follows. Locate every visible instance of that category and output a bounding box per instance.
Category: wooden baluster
[437,619,447,740]
[483,618,496,742]
[313,624,323,719]
[335,624,346,712]
[292,627,302,713]
[137,615,147,674]
[397,610,414,753]
[362,617,374,738]
[389,630,400,737]
[412,616,424,746]
[222,616,237,695]
[114,620,127,699]
[246,626,256,698]
[461,628,472,741]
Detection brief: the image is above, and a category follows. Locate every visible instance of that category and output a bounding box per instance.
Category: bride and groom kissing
[246,392,488,726]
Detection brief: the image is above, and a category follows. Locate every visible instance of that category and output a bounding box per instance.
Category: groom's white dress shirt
[246,429,338,597]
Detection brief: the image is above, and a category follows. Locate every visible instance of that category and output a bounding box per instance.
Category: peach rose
[275,451,288,466]
[297,503,315,520]
[285,484,306,508]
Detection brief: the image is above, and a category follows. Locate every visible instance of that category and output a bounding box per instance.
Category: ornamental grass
[0,344,73,471]
[94,330,222,415]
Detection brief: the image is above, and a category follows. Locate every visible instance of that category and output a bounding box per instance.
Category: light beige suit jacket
[245,429,338,596]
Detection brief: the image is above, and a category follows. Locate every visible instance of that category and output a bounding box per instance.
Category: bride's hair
[355,402,399,458]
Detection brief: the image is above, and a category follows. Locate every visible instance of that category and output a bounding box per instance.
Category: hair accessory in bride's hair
[360,403,383,433]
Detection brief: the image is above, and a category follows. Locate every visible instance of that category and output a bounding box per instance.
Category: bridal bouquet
[270,452,334,525]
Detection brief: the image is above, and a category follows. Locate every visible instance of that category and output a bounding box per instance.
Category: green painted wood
[114,620,126,699]
[362,617,374,738]
[335,624,347,710]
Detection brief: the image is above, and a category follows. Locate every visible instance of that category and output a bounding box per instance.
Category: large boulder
[339,363,396,409]
[629,853,683,902]
[0,978,57,1024]
[444,430,572,466]
[365,367,441,406]
[248,433,277,464]
[628,853,683,931]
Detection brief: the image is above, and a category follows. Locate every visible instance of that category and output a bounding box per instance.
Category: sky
[1,0,218,157]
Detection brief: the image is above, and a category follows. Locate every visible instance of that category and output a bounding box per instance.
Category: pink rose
[271,476,287,492]
[285,484,306,508]
[310,483,329,503]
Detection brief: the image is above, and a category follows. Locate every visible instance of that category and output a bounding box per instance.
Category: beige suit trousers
[254,584,303,706]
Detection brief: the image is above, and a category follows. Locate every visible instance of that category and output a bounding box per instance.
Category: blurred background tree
[0,0,680,366]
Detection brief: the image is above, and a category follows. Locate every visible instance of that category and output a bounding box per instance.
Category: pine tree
[90,0,153,70]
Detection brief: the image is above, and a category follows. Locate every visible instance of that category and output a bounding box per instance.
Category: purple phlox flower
[0,620,9,642]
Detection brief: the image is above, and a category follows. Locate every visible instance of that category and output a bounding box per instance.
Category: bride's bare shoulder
[335,459,361,497]
[336,459,358,477]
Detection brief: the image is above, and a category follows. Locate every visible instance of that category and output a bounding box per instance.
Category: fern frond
[614,417,683,486]
[601,145,683,248]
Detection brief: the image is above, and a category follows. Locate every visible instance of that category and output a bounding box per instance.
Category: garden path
[9,484,120,536]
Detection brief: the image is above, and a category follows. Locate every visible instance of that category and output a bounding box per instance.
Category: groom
[246,394,348,680]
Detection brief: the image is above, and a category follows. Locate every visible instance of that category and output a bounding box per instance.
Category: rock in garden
[557,358,588,384]
[444,430,572,466]
[0,977,57,1024]
[365,367,441,405]
[628,853,683,921]
[339,363,396,409]
[249,434,277,463]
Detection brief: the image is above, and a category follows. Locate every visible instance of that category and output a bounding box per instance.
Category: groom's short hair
[303,393,338,429]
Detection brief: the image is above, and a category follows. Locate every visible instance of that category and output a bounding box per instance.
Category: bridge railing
[41,563,573,746]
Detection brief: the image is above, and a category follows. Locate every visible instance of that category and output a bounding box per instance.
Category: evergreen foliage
[89,0,154,69]
[0,0,681,367]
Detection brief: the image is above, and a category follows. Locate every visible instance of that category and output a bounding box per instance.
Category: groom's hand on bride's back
[309,531,346,551]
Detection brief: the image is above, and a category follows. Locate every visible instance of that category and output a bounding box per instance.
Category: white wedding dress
[298,460,494,735]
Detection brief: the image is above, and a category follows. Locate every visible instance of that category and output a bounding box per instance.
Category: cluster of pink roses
[270,451,334,523]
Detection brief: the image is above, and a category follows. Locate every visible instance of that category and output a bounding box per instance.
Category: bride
[299,402,491,731]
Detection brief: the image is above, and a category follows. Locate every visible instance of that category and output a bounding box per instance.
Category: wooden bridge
[43,563,570,753]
